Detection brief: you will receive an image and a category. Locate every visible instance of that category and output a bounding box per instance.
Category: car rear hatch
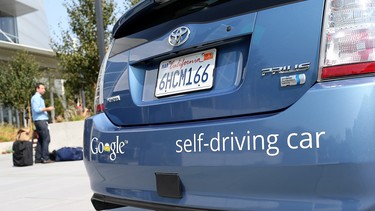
[101,0,324,126]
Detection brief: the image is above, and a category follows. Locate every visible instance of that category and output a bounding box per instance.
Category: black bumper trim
[91,193,221,211]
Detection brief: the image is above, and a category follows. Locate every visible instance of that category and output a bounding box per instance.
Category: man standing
[31,83,54,164]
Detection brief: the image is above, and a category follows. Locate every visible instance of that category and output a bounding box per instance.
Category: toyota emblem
[168,26,190,47]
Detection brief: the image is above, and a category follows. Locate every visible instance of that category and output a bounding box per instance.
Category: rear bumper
[91,193,219,211]
[84,77,375,211]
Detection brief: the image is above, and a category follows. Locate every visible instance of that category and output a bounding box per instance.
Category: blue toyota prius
[83,0,375,210]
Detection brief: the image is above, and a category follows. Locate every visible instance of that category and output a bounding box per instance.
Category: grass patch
[0,125,18,142]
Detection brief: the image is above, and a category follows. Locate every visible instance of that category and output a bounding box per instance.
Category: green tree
[127,0,141,8]
[132,0,141,4]
[51,0,116,111]
[118,0,140,12]
[0,51,40,112]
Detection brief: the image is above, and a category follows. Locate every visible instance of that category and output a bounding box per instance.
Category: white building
[0,0,58,126]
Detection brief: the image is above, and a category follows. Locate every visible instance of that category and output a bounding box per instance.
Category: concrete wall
[0,120,84,154]
[49,120,84,151]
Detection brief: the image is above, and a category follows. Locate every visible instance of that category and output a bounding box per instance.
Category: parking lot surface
[0,153,94,211]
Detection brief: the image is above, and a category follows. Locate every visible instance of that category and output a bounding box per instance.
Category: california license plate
[155,49,216,97]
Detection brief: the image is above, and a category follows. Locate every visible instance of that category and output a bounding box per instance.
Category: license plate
[155,49,216,97]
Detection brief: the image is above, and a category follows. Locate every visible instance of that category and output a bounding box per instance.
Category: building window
[0,11,18,43]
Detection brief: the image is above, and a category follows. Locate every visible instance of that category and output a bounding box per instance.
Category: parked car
[83,0,375,210]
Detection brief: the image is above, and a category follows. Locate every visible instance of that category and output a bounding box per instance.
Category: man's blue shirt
[31,92,49,121]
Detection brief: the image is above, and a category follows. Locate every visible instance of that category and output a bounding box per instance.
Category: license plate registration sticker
[155,49,216,97]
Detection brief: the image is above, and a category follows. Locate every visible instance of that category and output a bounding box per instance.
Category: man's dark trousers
[34,120,51,162]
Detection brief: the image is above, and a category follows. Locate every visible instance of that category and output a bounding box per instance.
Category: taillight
[319,0,375,80]
[94,42,113,114]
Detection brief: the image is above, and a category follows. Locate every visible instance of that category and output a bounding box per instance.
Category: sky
[44,0,69,38]
[43,0,126,40]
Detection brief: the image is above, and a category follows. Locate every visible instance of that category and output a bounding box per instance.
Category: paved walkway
[0,154,94,211]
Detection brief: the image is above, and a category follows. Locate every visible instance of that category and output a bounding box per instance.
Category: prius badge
[107,95,121,103]
[261,62,311,87]
[261,62,310,76]
[168,26,190,47]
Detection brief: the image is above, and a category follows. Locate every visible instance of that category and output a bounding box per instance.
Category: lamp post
[95,0,105,64]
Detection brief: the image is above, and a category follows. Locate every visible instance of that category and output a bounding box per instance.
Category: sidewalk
[0,154,94,211]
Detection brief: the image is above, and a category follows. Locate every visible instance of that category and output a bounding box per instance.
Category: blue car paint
[103,0,324,126]
[84,77,375,210]
[84,0,375,210]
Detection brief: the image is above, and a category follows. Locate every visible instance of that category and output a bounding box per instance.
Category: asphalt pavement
[0,153,149,211]
[0,153,94,211]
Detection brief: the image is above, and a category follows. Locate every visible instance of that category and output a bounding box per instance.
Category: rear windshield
[113,0,300,39]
